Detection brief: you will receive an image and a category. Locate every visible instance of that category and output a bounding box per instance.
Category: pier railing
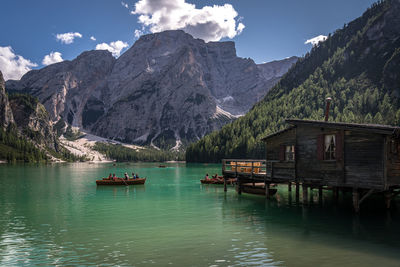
[222,159,267,177]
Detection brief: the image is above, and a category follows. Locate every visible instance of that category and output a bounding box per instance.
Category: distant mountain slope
[0,71,58,162]
[186,0,400,162]
[6,30,297,150]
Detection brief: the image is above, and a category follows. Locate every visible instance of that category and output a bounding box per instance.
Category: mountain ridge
[186,0,400,162]
[6,30,298,150]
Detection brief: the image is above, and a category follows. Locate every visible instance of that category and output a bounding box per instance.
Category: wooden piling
[265,183,270,199]
[384,191,392,209]
[333,187,339,203]
[224,177,227,192]
[295,182,300,201]
[302,184,308,204]
[237,178,242,195]
[353,188,360,213]
[318,186,323,203]
[288,182,292,192]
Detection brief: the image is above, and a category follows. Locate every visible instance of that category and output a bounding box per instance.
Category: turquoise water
[0,163,400,266]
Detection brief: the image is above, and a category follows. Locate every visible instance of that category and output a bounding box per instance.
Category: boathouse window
[317,132,343,161]
[285,145,295,161]
[324,134,336,160]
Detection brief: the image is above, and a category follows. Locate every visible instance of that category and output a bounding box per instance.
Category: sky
[0,0,377,81]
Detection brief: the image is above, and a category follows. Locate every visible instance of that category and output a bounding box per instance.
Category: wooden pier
[222,119,400,212]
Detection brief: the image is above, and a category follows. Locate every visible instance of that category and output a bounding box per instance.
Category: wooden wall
[265,128,296,181]
[296,125,343,186]
[387,137,400,186]
[344,131,384,189]
[264,125,389,189]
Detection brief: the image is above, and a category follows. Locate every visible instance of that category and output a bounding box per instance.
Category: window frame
[284,145,295,162]
[324,134,336,161]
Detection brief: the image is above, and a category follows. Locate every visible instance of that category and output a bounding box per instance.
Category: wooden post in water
[302,184,308,204]
[224,177,227,192]
[353,188,360,213]
[333,187,339,203]
[265,183,270,199]
[384,191,392,209]
[288,182,292,192]
[237,178,242,195]
[318,186,323,204]
[295,182,300,201]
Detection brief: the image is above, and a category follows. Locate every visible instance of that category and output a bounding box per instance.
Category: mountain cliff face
[8,94,58,150]
[186,0,400,162]
[6,30,297,149]
[0,71,59,161]
[0,72,14,129]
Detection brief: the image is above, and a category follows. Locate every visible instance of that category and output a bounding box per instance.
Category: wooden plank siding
[296,125,344,186]
[343,131,384,189]
[265,128,296,182]
[387,137,400,186]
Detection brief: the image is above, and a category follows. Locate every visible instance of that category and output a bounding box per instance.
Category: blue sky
[0,0,377,80]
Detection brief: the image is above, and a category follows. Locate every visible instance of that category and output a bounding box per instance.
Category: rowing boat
[96,178,146,185]
[200,178,236,185]
[242,186,277,196]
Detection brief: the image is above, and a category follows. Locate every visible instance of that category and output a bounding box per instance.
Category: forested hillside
[186,0,400,162]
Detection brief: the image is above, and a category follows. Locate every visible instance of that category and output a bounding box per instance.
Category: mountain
[6,30,297,150]
[0,72,14,129]
[186,0,400,162]
[0,71,60,162]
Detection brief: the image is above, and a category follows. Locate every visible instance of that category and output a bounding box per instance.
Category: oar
[120,178,129,186]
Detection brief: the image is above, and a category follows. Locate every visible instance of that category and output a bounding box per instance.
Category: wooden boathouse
[222,119,400,212]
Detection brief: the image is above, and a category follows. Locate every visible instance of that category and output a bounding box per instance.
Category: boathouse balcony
[222,159,266,180]
[222,159,296,183]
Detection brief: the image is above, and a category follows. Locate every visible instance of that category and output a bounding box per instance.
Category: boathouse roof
[262,119,400,141]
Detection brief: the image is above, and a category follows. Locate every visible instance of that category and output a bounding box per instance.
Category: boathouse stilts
[385,191,392,209]
[265,183,271,199]
[302,184,308,204]
[224,178,227,192]
[318,186,323,203]
[333,187,339,203]
[353,188,360,213]
[237,178,242,195]
[288,182,292,192]
[295,182,300,201]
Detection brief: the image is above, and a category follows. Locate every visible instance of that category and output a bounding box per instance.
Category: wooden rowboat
[242,186,277,196]
[200,178,236,185]
[96,178,146,185]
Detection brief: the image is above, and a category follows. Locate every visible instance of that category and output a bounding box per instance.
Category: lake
[0,163,400,266]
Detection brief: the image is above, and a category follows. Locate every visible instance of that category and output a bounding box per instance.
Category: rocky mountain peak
[6,30,297,149]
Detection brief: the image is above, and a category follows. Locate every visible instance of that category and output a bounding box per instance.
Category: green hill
[186,0,400,163]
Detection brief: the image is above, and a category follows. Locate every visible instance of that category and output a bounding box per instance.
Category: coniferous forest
[186,0,400,162]
[93,142,185,162]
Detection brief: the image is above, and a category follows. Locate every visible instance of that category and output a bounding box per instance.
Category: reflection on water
[0,163,400,266]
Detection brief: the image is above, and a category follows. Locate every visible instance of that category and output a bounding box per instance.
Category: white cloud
[0,46,37,80]
[42,51,63,66]
[90,36,96,41]
[56,32,83,44]
[131,0,245,42]
[121,1,129,9]
[95,40,129,57]
[305,35,327,46]
[134,29,143,38]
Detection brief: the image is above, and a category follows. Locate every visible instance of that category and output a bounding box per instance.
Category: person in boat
[131,173,135,179]
[212,174,218,179]
[136,173,139,179]
[124,172,129,180]
[108,173,112,180]
[112,173,117,181]
[205,173,209,180]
